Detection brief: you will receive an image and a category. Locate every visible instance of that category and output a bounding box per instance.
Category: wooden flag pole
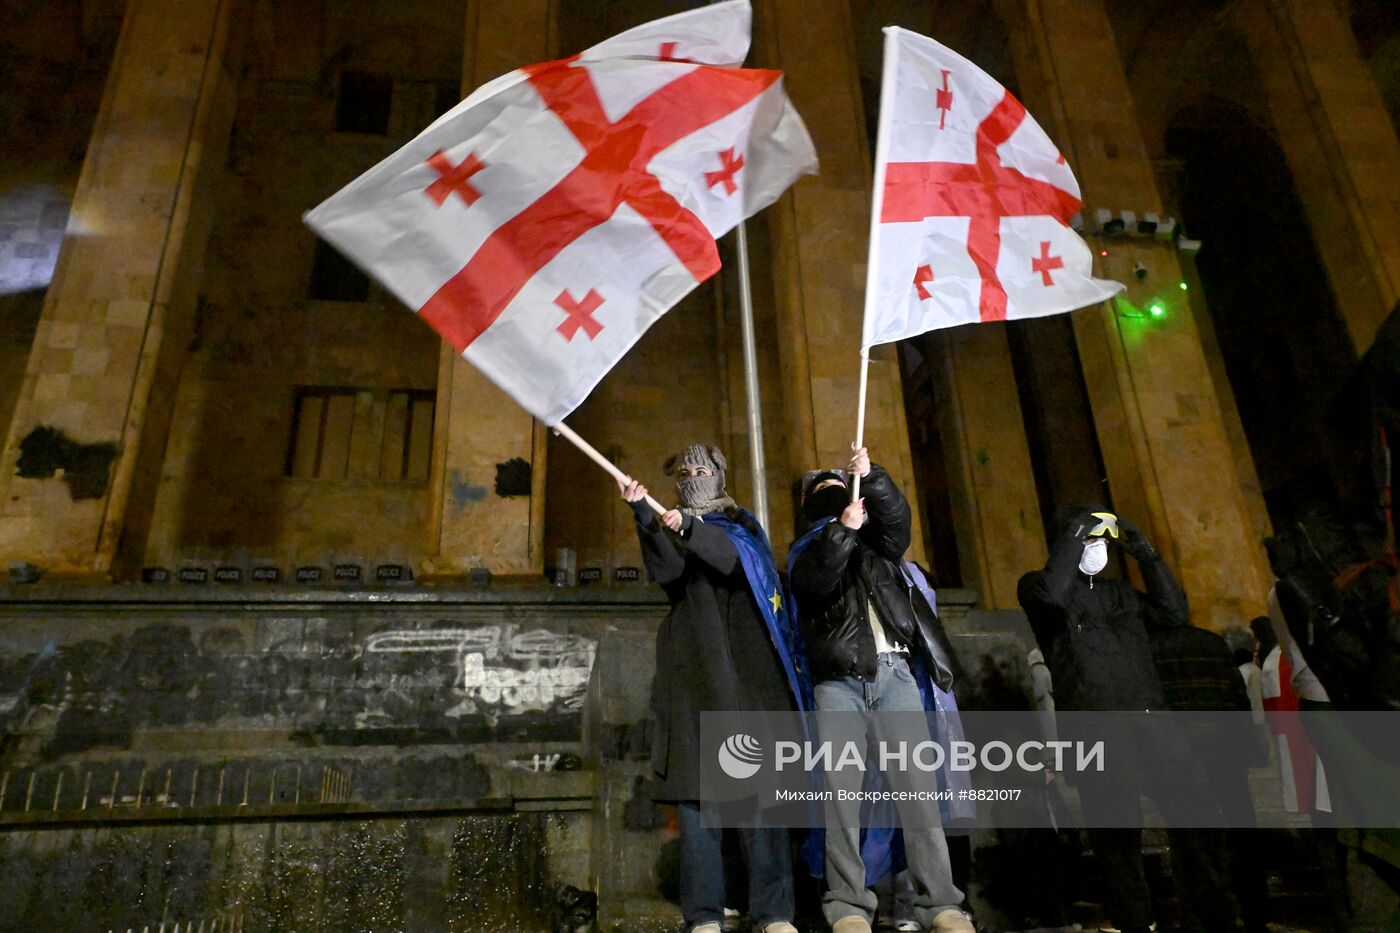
[851,347,871,501]
[552,421,668,516]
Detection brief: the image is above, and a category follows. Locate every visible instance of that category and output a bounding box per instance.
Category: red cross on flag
[304,0,816,424]
[861,27,1123,348]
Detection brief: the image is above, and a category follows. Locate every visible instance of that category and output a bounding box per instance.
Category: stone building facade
[4,0,1399,621]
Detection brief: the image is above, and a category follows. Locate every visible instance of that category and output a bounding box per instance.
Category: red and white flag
[862,28,1122,347]
[305,0,815,424]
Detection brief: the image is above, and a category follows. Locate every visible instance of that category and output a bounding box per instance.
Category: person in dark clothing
[789,446,972,933]
[1150,620,1269,933]
[623,444,801,933]
[1017,506,1240,933]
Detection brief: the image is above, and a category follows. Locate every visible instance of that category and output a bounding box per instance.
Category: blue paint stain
[449,469,487,508]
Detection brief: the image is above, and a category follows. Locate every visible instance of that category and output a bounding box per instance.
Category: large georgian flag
[305,0,816,424]
[862,27,1122,348]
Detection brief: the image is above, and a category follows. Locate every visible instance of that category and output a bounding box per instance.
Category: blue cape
[701,510,811,713]
[785,517,974,883]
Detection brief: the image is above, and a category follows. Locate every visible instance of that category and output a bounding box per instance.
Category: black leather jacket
[790,465,957,690]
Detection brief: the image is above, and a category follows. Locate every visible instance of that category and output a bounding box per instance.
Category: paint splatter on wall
[495,457,532,497]
[15,426,118,500]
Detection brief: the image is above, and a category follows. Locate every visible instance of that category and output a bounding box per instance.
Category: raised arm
[676,515,740,577]
[859,463,912,561]
[1019,519,1091,612]
[623,481,686,586]
[1120,517,1188,626]
[791,521,860,604]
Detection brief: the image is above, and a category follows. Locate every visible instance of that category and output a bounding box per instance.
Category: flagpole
[852,27,901,503]
[851,348,871,500]
[735,220,770,531]
[552,421,668,516]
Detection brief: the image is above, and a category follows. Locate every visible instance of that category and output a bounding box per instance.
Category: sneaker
[930,909,976,932]
[894,922,921,932]
[833,917,874,933]
[761,924,799,933]
[691,925,722,933]
[1097,924,1155,933]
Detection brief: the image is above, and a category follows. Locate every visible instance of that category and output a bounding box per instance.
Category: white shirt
[867,601,906,655]
[1238,661,1265,725]
[1267,584,1331,702]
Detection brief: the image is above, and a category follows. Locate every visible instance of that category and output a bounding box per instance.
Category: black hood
[799,470,847,527]
[1049,502,1108,539]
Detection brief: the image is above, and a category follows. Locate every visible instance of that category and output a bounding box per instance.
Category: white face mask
[1079,538,1108,577]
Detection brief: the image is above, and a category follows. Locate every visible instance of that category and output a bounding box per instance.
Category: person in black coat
[1017,506,1239,933]
[622,444,800,933]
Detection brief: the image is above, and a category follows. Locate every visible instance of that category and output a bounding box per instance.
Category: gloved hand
[1117,516,1158,562]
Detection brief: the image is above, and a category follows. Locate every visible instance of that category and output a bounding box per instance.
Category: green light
[1178,281,1188,291]
[1149,302,1166,318]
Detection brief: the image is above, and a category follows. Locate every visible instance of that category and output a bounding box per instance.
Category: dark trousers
[678,801,794,929]
[1198,750,1268,933]
[1076,718,1239,932]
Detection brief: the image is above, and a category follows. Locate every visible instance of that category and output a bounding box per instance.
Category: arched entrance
[1166,100,1357,526]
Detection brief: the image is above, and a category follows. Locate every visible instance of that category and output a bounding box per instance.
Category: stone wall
[0,584,669,931]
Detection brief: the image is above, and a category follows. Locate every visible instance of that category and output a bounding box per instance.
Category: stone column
[1009,0,1273,630]
[933,326,1046,608]
[422,0,554,580]
[1236,0,1400,354]
[0,0,237,579]
[755,0,927,563]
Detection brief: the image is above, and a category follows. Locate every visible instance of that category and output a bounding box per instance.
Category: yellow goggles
[1088,512,1119,538]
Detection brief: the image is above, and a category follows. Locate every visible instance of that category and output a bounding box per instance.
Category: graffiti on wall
[364,625,595,718]
[0,619,599,759]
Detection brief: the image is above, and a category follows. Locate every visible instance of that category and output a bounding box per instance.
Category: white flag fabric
[305,0,816,424]
[862,27,1123,348]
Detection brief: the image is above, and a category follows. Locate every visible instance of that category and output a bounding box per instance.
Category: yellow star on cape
[769,589,783,613]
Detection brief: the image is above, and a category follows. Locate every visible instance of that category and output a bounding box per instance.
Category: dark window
[287,388,357,480]
[287,388,435,483]
[335,70,392,135]
[308,240,370,302]
[382,390,436,482]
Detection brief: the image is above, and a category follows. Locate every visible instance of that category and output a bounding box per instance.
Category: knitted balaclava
[665,444,737,517]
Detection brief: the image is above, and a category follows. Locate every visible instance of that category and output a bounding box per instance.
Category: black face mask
[804,484,849,524]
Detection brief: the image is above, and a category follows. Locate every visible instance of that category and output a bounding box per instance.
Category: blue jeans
[678,801,794,929]
[814,653,964,928]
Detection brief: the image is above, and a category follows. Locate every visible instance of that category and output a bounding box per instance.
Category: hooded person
[1017,505,1240,933]
[620,444,805,933]
[786,448,974,933]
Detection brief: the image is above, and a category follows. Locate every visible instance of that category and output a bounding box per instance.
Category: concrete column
[934,326,1046,608]
[0,0,237,579]
[1237,0,1400,354]
[1009,0,1273,630]
[423,0,554,580]
[755,0,927,563]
